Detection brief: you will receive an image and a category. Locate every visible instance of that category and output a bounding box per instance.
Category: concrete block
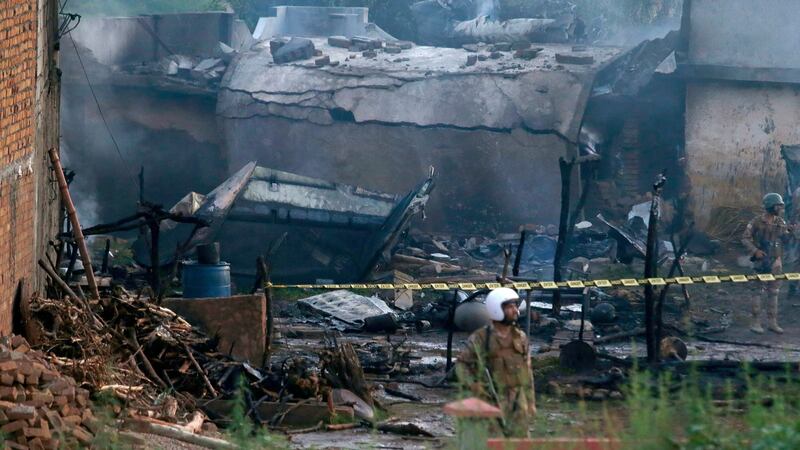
[466,54,478,66]
[384,46,402,54]
[273,37,316,64]
[269,38,288,54]
[512,40,532,50]
[555,53,595,65]
[515,48,542,60]
[162,294,267,365]
[315,56,331,66]
[490,42,512,52]
[328,36,352,48]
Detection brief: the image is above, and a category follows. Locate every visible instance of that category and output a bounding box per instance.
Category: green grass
[448,362,800,449]
[224,376,290,449]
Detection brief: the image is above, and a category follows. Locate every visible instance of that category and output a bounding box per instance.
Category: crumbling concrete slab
[217,39,625,230]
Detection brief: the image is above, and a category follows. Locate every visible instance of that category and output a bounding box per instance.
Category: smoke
[476,0,497,17]
[60,22,228,232]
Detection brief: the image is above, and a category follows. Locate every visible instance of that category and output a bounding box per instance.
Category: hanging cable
[67,31,138,184]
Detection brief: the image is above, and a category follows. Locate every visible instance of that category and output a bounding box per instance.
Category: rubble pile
[26,293,280,422]
[268,35,414,66]
[0,336,97,449]
[123,47,235,87]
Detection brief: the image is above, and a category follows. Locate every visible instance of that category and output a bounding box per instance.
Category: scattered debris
[555,52,595,65]
[273,37,316,63]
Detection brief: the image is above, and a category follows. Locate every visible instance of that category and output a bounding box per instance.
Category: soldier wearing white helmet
[456,288,536,437]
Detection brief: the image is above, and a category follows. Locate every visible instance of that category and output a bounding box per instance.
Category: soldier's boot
[767,292,784,334]
[750,296,765,334]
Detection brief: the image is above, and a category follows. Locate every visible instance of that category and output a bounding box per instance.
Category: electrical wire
[67,32,138,184]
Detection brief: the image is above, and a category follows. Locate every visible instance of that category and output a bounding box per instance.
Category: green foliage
[88,389,125,448]
[225,376,289,449]
[614,366,800,450]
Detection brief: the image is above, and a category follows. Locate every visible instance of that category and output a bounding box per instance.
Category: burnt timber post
[644,173,667,363]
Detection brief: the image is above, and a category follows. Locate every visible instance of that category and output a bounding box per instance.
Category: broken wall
[217,42,619,232]
[685,81,800,230]
[0,0,61,332]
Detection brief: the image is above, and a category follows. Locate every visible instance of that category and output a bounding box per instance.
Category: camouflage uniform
[742,213,792,331]
[787,187,800,296]
[457,324,535,438]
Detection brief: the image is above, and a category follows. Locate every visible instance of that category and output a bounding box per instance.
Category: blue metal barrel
[182,261,231,298]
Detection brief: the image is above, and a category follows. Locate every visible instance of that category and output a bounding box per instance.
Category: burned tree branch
[552,157,573,316]
[644,173,667,363]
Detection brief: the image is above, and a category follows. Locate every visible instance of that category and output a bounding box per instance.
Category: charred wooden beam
[644,173,667,363]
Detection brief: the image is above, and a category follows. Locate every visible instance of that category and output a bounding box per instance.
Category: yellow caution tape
[266,272,800,290]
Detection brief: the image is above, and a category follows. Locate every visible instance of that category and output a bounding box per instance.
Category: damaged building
[0,0,61,331]
[64,5,685,238]
[678,0,800,232]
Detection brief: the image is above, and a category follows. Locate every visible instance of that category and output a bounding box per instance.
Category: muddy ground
[269,250,800,449]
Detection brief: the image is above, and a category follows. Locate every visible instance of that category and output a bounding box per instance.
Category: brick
[71,426,92,444]
[1,418,27,433]
[2,373,15,385]
[7,405,35,420]
[0,386,17,400]
[43,410,62,431]
[4,441,27,449]
[29,392,52,404]
[61,415,81,427]
[22,425,50,439]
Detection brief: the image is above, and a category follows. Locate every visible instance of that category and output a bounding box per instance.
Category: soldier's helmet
[763,193,785,210]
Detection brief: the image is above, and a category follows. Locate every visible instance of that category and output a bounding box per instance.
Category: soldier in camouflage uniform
[742,193,793,334]
[457,288,536,437]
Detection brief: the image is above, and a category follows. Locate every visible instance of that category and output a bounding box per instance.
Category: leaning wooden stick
[48,148,100,299]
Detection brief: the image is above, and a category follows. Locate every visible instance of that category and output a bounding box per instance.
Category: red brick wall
[0,0,45,333]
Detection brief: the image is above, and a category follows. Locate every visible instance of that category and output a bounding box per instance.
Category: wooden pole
[48,148,100,299]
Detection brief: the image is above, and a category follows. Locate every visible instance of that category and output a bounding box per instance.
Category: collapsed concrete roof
[218,39,624,142]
